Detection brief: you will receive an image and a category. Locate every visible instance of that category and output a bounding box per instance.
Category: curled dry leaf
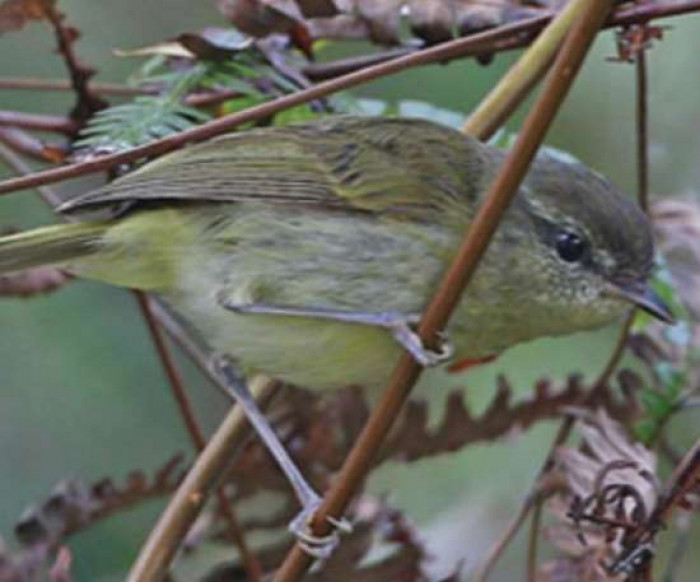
[540,410,658,581]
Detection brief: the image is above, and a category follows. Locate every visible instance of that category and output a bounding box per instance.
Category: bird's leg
[218,295,453,367]
[211,358,352,558]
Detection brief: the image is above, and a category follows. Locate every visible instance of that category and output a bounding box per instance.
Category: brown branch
[134,293,263,582]
[272,3,613,581]
[0,0,697,197]
[0,77,151,95]
[637,42,649,212]
[0,111,77,134]
[526,495,544,582]
[135,292,209,450]
[0,15,552,196]
[472,490,543,582]
[127,376,281,582]
[41,3,107,122]
[0,127,68,163]
[0,142,62,207]
[303,46,416,81]
[463,0,588,140]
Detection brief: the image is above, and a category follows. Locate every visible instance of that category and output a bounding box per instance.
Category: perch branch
[135,293,263,581]
[272,2,613,581]
[463,0,588,139]
[127,376,281,582]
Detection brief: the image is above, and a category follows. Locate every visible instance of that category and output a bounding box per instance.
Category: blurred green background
[1,2,699,580]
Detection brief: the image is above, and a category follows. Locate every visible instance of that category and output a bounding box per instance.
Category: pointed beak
[607,281,675,324]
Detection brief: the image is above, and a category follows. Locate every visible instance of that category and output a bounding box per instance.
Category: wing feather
[60,117,487,220]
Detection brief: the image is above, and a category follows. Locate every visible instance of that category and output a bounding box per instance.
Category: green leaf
[640,388,673,419]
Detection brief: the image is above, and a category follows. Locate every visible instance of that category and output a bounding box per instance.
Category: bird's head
[519,149,673,328]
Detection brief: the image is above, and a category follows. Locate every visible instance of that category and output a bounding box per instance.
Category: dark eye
[556,231,587,262]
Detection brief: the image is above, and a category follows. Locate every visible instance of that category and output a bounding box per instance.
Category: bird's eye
[555,231,587,262]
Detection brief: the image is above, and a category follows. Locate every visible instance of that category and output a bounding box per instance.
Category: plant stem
[463,0,588,140]
[127,376,280,582]
[272,2,613,580]
[135,293,264,581]
[0,16,550,197]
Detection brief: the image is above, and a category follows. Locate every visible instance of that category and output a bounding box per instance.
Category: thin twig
[0,111,77,135]
[463,0,588,140]
[42,3,107,121]
[127,376,281,582]
[135,293,263,582]
[135,292,207,446]
[0,143,63,206]
[526,495,543,582]
[0,77,147,95]
[0,127,68,163]
[272,3,613,581]
[0,0,697,197]
[472,492,539,582]
[0,16,547,197]
[636,46,649,211]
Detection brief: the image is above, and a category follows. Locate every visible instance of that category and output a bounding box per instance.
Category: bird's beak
[606,281,675,324]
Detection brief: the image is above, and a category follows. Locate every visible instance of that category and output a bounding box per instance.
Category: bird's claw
[288,501,353,560]
[390,317,454,367]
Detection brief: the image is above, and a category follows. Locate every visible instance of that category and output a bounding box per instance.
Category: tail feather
[0,222,108,275]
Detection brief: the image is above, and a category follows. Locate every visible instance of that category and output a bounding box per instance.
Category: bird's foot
[389,314,454,367]
[289,497,353,559]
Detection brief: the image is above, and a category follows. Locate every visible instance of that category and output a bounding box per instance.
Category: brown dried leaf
[383,375,640,463]
[216,0,554,48]
[540,410,658,580]
[0,0,53,34]
[217,0,302,37]
[0,456,184,581]
[0,267,71,298]
[407,0,455,44]
[115,28,254,61]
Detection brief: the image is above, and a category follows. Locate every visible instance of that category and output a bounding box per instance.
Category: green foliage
[75,47,301,152]
[635,363,684,444]
[632,258,693,445]
[76,62,212,152]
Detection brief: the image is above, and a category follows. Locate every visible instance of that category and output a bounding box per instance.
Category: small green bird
[0,116,672,553]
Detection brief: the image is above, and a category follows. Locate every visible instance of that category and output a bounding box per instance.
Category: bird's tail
[0,222,109,275]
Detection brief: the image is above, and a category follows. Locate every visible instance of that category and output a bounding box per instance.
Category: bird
[0,116,673,555]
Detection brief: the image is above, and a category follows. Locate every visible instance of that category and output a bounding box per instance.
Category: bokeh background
[1,2,699,580]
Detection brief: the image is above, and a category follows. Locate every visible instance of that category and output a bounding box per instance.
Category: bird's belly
[210,314,404,389]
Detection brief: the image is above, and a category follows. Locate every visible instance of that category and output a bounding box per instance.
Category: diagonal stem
[127,376,281,582]
[272,2,614,581]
